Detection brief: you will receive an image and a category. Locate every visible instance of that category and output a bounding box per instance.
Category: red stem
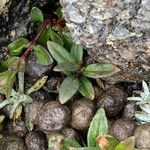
[20,18,51,61]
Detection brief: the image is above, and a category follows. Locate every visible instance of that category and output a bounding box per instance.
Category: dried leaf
[27,76,48,95]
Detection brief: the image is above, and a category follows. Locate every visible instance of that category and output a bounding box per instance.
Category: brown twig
[20,18,51,61]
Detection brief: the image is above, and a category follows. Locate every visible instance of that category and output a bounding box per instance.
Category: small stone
[123,102,136,120]
[110,119,136,141]
[97,87,126,117]
[70,98,94,130]
[37,101,70,132]
[8,117,27,137]
[26,52,53,79]
[134,123,150,149]
[61,127,80,141]
[25,100,45,125]
[0,135,26,150]
[25,132,47,150]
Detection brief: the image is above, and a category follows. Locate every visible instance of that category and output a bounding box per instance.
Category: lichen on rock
[0,0,10,14]
[61,0,150,83]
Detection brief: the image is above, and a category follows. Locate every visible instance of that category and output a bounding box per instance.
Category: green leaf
[107,137,119,150]
[8,38,29,56]
[59,76,79,104]
[70,147,99,150]
[0,70,16,98]
[57,63,80,72]
[31,7,43,23]
[49,27,64,46]
[87,108,108,147]
[0,57,19,72]
[0,71,11,87]
[27,76,48,95]
[0,115,5,123]
[78,76,94,100]
[55,6,63,18]
[38,26,51,43]
[5,71,16,98]
[61,137,81,150]
[33,45,53,65]
[25,117,34,131]
[58,31,74,50]
[70,43,83,62]
[83,64,120,78]
[115,137,135,150]
[47,41,75,63]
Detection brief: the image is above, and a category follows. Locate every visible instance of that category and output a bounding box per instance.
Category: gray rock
[0,0,47,47]
[26,52,53,79]
[0,135,26,150]
[134,123,150,149]
[61,0,150,83]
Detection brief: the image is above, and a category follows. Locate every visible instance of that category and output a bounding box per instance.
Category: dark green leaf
[70,44,83,62]
[57,63,80,72]
[31,7,43,23]
[39,26,51,43]
[58,31,74,50]
[83,64,120,78]
[61,137,81,150]
[0,57,19,72]
[8,38,29,56]
[33,45,53,65]
[55,6,63,18]
[59,76,79,104]
[87,108,108,147]
[78,76,94,100]
[49,27,63,46]
[63,71,72,76]
[47,41,76,63]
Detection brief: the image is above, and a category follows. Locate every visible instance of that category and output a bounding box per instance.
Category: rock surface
[61,0,150,83]
[0,0,47,47]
